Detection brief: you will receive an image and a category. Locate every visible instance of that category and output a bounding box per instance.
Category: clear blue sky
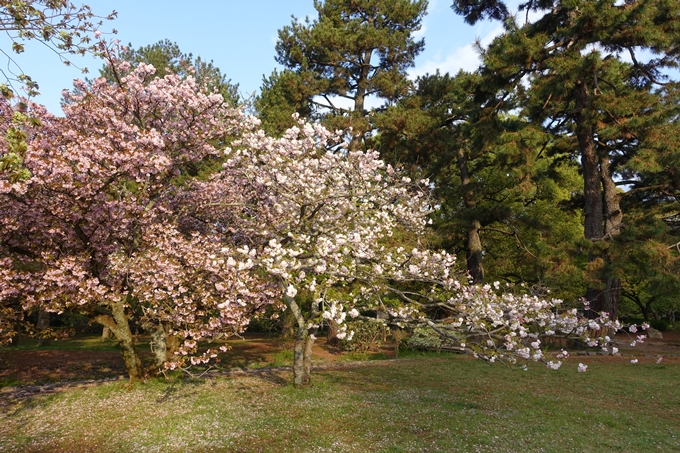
[2,0,508,114]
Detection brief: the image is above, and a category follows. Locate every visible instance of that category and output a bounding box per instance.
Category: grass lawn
[1,354,678,452]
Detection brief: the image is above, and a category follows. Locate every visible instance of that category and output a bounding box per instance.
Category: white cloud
[412,24,427,39]
[409,24,504,79]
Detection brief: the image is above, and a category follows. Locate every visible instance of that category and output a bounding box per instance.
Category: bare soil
[1,330,678,387]
[0,333,389,386]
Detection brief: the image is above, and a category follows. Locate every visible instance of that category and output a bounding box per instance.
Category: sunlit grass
[1,356,678,452]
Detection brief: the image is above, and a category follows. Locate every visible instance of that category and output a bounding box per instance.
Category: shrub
[341,320,387,352]
[650,319,671,332]
[406,327,459,352]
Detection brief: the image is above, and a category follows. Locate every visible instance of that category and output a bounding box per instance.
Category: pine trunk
[575,80,606,317]
[457,148,484,284]
[467,219,485,284]
[599,155,623,320]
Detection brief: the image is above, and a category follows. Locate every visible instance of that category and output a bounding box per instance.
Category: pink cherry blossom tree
[0,48,272,380]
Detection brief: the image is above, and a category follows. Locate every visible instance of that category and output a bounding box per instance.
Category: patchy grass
[4,336,124,352]
[1,356,678,452]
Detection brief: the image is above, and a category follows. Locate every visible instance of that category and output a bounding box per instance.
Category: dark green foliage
[451,0,509,24]
[255,69,313,136]
[374,69,585,295]
[259,0,427,143]
[445,0,680,318]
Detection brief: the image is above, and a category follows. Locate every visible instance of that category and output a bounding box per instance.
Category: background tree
[375,70,585,299]
[97,39,240,106]
[261,0,427,146]
[255,69,312,136]
[449,0,680,319]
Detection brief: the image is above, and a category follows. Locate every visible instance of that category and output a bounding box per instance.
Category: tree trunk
[326,319,340,346]
[457,148,485,284]
[303,329,314,381]
[575,80,605,316]
[102,326,112,340]
[145,322,180,374]
[293,326,313,387]
[94,300,144,382]
[281,307,296,339]
[148,324,168,373]
[467,219,485,284]
[348,49,373,151]
[599,155,623,320]
[36,309,51,346]
[285,289,319,387]
[575,81,603,242]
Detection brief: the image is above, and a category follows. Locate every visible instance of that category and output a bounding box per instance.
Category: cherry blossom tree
[187,116,632,386]
[1,0,117,97]
[0,49,272,380]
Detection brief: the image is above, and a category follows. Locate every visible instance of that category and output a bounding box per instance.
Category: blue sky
[2,0,507,114]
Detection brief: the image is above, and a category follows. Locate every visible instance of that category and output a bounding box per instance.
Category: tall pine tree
[261,0,427,146]
[451,0,680,319]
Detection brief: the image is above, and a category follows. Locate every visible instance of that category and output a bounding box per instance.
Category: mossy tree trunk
[94,298,144,382]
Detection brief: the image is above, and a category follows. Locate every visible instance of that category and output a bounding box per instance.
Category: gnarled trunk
[94,299,144,382]
[149,324,168,373]
[285,290,319,387]
[281,307,296,340]
[293,326,315,387]
[145,322,179,374]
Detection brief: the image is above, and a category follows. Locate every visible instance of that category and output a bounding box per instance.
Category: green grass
[1,356,678,452]
[267,349,294,367]
[3,336,129,352]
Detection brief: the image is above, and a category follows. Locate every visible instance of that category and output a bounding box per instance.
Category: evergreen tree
[262,0,428,146]
[255,69,312,136]
[450,0,680,319]
[375,70,584,295]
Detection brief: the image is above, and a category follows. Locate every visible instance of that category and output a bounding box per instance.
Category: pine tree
[375,70,584,293]
[451,0,680,319]
[261,0,427,146]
